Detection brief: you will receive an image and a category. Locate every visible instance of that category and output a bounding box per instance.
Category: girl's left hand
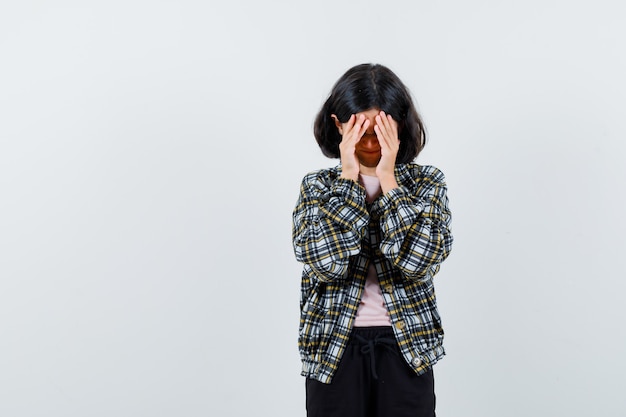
[374,111,400,192]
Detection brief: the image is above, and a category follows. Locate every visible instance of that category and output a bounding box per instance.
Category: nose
[360,132,378,148]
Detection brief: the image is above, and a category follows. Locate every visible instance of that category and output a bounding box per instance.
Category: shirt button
[411,356,422,367]
[395,321,406,330]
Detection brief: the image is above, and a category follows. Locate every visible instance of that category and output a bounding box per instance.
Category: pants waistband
[348,326,394,345]
[348,326,397,380]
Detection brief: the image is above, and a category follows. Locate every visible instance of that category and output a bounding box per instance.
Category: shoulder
[399,163,447,186]
[300,165,341,189]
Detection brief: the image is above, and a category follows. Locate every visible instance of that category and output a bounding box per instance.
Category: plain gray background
[1,1,625,416]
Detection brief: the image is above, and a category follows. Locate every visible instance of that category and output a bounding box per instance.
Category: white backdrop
[1,1,625,416]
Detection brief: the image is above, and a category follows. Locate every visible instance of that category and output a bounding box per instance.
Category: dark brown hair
[313,63,426,163]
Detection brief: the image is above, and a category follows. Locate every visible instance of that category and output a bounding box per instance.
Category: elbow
[311,263,348,282]
[395,262,442,284]
[306,262,349,283]
[395,262,433,283]
[384,242,450,283]
[294,247,349,282]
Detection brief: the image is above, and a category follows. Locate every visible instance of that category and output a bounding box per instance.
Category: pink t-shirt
[353,174,392,327]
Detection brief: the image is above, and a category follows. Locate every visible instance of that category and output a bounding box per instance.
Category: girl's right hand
[335,114,370,181]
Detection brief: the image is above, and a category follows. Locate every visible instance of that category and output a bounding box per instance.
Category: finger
[379,111,398,130]
[347,115,368,144]
[376,113,390,136]
[357,118,370,138]
[343,114,356,132]
[376,112,398,145]
[376,111,393,136]
[339,115,357,146]
[374,124,390,150]
[375,120,399,156]
[385,113,399,138]
[374,115,391,144]
[351,114,366,133]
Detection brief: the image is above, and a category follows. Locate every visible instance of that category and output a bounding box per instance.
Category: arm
[292,172,370,282]
[374,167,453,282]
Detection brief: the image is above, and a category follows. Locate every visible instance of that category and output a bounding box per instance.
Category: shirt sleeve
[372,167,453,282]
[292,172,370,282]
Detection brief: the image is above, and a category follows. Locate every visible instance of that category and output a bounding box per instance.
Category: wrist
[379,174,398,194]
[340,172,359,182]
[340,162,359,181]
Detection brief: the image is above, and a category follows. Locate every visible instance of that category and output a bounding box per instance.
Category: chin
[359,158,381,168]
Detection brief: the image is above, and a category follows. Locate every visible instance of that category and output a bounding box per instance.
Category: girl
[292,63,453,417]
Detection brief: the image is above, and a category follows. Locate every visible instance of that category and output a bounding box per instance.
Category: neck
[359,164,377,176]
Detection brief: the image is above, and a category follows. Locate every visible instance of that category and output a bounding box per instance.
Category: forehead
[354,108,380,120]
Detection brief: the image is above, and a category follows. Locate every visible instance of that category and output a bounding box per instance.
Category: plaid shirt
[292,163,453,384]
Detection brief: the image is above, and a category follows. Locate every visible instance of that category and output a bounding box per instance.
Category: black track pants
[306,326,436,417]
